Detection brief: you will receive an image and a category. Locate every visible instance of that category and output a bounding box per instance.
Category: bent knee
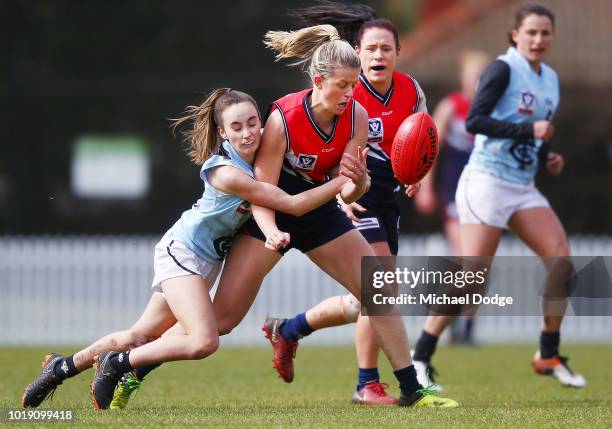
[128,329,157,348]
[341,294,360,323]
[216,316,239,336]
[188,336,219,360]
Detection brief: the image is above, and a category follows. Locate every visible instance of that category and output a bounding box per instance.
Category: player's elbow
[465,115,480,135]
[285,197,307,217]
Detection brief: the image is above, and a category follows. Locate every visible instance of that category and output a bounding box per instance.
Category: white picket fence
[0,235,610,346]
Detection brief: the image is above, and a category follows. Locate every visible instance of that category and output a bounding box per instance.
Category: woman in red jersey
[249,24,455,408]
[262,3,444,405]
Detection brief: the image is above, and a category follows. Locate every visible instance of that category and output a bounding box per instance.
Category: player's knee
[188,335,219,360]
[340,294,360,323]
[216,316,237,336]
[128,328,156,348]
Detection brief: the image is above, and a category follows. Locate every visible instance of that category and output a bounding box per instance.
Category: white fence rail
[1,235,610,346]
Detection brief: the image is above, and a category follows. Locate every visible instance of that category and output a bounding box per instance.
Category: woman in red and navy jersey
[246,24,456,408]
[261,3,452,406]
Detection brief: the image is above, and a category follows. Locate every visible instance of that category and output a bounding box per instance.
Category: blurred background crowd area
[3,0,611,236]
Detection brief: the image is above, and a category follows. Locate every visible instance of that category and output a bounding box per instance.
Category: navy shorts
[242,171,355,254]
[351,198,400,255]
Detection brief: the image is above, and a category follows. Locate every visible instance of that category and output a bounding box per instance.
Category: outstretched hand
[339,146,370,190]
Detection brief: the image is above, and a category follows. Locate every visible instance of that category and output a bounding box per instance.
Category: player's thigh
[307,229,375,298]
[160,274,217,338]
[508,206,569,257]
[213,234,282,330]
[370,241,394,258]
[459,223,503,256]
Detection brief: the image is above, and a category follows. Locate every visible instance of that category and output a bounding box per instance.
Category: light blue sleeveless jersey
[467,47,559,184]
[169,140,254,261]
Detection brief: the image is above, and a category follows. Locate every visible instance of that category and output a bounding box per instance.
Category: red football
[391,112,439,185]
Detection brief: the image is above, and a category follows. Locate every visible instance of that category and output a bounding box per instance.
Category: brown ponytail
[171,88,261,165]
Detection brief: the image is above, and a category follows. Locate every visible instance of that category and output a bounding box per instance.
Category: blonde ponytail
[264,24,360,79]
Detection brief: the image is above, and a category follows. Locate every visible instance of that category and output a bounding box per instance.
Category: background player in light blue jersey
[21,88,365,410]
[413,3,586,390]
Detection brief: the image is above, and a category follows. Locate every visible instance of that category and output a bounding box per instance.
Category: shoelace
[417,385,440,397]
[121,374,142,393]
[270,319,282,343]
[43,386,57,402]
[558,356,574,374]
[427,365,439,383]
[367,382,390,396]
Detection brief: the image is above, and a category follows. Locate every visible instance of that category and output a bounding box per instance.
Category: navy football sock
[133,363,161,380]
[394,365,423,397]
[54,355,80,380]
[109,350,134,374]
[413,330,439,363]
[280,313,313,341]
[357,367,380,391]
[540,331,560,359]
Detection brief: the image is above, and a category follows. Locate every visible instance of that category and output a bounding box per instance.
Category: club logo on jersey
[296,154,318,171]
[213,236,233,260]
[509,139,536,169]
[235,201,251,215]
[368,118,384,144]
[518,91,535,115]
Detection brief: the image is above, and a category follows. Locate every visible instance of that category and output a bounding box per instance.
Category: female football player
[415,2,586,389]
[236,24,456,408]
[21,88,365,410]
[260,2,435,404]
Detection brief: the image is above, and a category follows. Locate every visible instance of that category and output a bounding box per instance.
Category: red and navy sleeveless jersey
[353,71,421,158]
[352,71,422,202]
[270,89,355,183]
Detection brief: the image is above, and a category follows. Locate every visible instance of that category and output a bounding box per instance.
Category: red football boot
[351,381,398,405]
[263,317,298,383]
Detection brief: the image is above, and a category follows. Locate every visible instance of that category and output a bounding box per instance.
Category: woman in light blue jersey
[21,88,367,410]
[416,3,586,389]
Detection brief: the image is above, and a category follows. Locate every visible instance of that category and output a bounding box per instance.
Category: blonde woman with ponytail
[22,88,366,410]
[199,24,453,408]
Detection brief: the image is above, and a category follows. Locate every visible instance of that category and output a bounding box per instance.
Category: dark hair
[287,1,400,50]
[508,2,555,46]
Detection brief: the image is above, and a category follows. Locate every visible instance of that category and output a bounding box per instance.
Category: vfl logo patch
[518,91,536,115]
[296,154,318,171]
[368,118,384,144]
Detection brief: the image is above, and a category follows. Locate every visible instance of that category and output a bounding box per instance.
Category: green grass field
[1,344,610,428]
